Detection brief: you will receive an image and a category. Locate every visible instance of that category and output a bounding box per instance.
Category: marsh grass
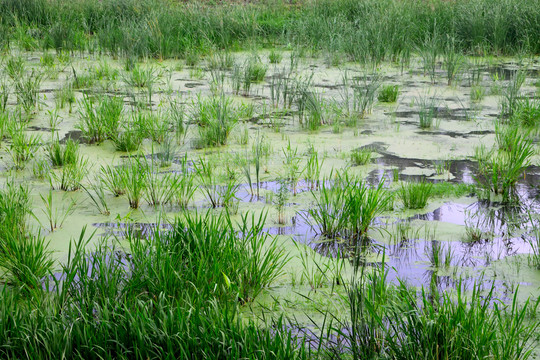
[470,85,485,102]
[350,148,372,166]
[398,181,433,209]
[305,171,390,244]
[305,150,323,191]
[442,36,464,86]
[47,138,79,167]
[417,92,439,129]
[510,97,540,127]
[476,125,534,202]
[77,94,123,143]
[39,190,76,232]
[274,178,289,224]
[192,94,237,148]
[55,83,75,112]
[327,262,539,360]
[81,181,110,216]
[0,82,9,113]
[0,183,54,291]
[195,157,239,209]
[99,164,125,197]
[377,84,399,103]
[145,169,181,207]
[282,143,303,196]
[501,70,526,117]
[15,69,43,114]
[119,157,149,209]
[0,210,303,358]
[242,56,267,94]
[50,156,88,192]
[340,71,381,119]
[5,55,25,81]
[8,125,41,170]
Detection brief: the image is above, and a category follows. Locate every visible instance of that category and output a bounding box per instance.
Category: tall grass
[327,263,539,360]
[0,211,304,358]
[1,0,540,61]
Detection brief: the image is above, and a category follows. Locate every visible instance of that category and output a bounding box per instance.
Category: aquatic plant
[195,157,239,209]
[377,84,399,103]
[0,209,303,358]
[14,69,43,114]
[119,157,149,209]
[55,82,75,112]
[39,190,76,232]
[113,127,143,152]
[274,178,289,224]
[476,125,534,202]
[526,213,540,269]
[5,55,25,81]
[305,171,390,244]
[398,181,433,209]
[501,70,526,117]
[0,182,53,291]
[175,155,196,209]
[192,94,237,148]
[442,36,464,86]
[417,92,439,129]
[269,50,283,64]
[297,244,331,291]
[242,55,267,94]
[47,138,79,167]
[470,85,485,102]
[350,148,372,166]
[340,71,381,119]
[144,169,181,207]
[154,135,177,167]
[418,31,440,83]
[77,94,123,143]
[510,97,540,127]
[51,156,88,192]
[297,88,326,131]
[282,142,303,196]
[0,82,9,113]
[8,125,41,170]
[32,157,51,180]
[305,150,323,191]
[81,180,110,216]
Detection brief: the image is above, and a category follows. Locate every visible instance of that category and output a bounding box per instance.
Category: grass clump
[335,267,539,360]
[0,183,53,291]
[192,95,237,148]
[377,84,399,103]
[510,98,540,127]
[47,138,79,167]
[77,94,123,143]
[305,171,390,244]
[0,210,303,358]
[476,125,534,202]
[398,181,434,209]
[350,148,372,166]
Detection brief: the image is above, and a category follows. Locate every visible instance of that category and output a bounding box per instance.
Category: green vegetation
[1,0,540,357]
[398,181,434,209]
